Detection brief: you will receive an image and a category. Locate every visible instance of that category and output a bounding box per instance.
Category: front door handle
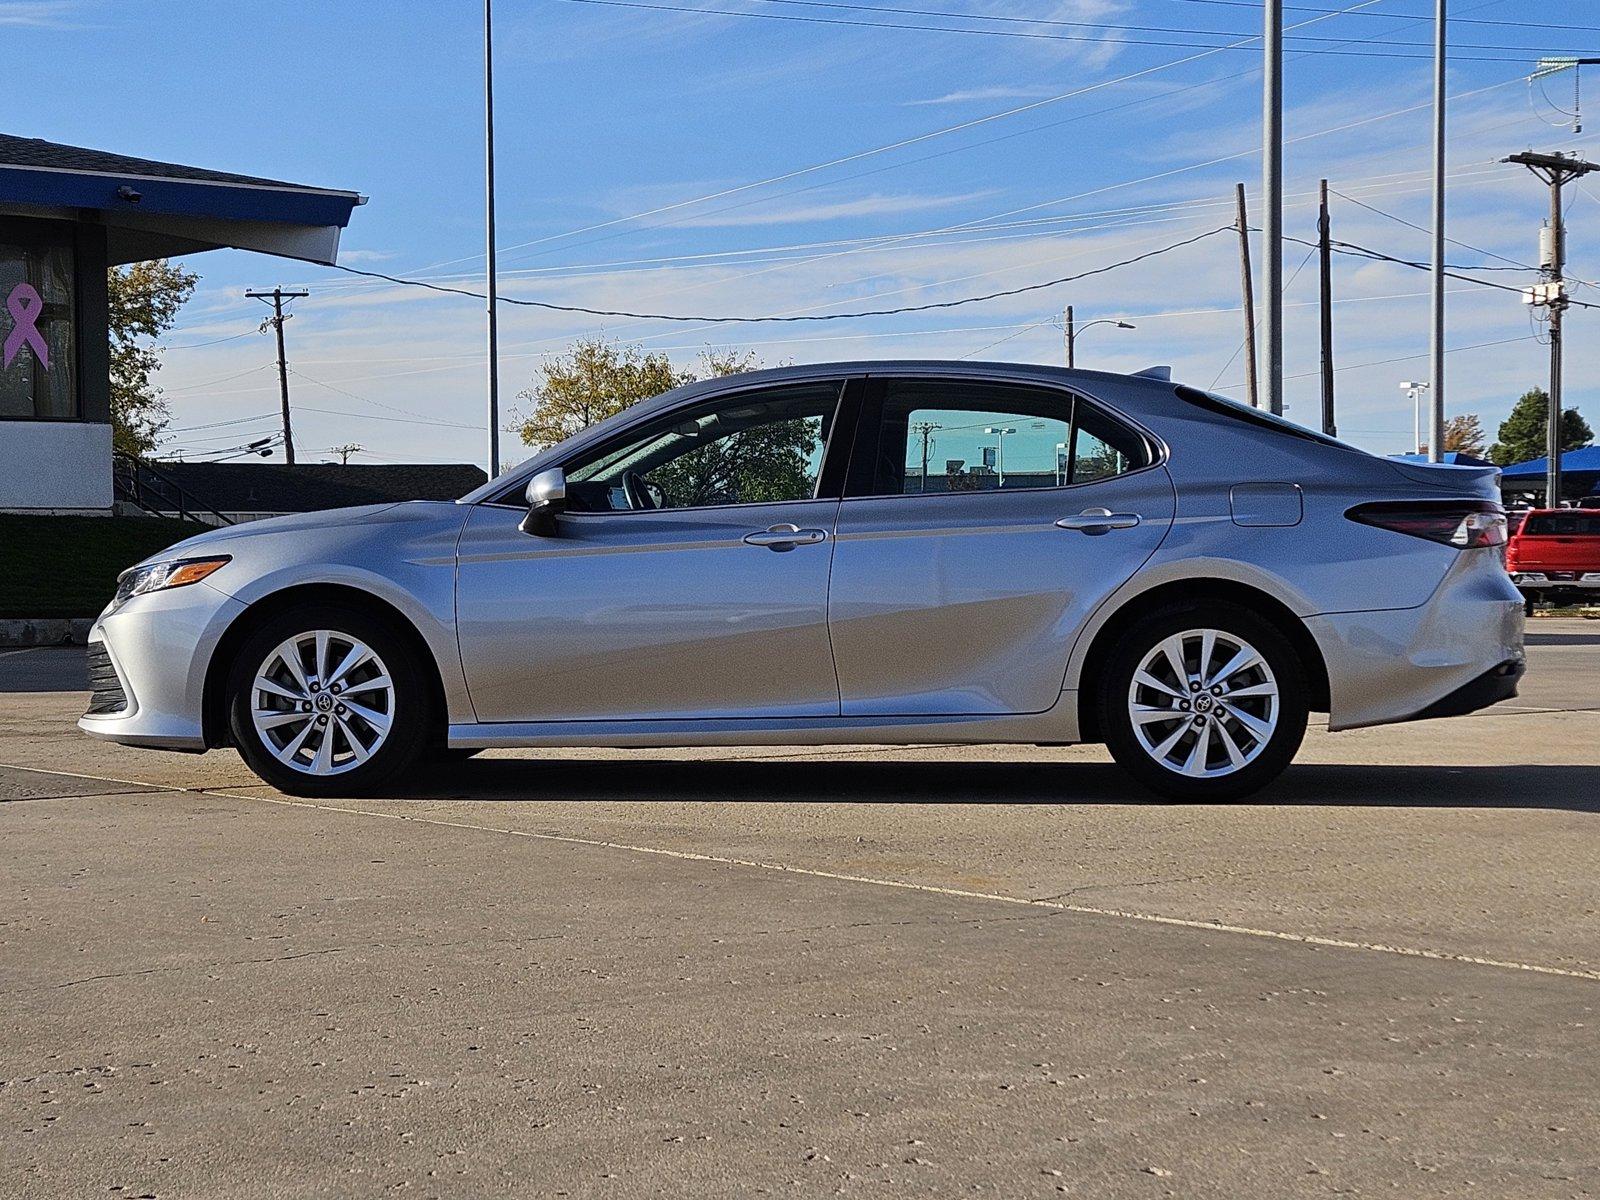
[743,523,828,550]
[1055,507,1142,534]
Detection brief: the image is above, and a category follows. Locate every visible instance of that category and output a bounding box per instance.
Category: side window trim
[840,376,1155,501]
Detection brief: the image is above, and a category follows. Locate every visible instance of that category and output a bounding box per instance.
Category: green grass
[1,514,211,619]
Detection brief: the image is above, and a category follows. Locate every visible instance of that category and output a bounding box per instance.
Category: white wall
[0,421,113,511]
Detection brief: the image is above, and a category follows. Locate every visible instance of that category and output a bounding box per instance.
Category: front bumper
[77,582,246,751]
[1308,549,1525,731]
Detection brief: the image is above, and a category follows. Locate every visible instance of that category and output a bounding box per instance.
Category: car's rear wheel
[1099,603,1308,801]
[227,604,432,797]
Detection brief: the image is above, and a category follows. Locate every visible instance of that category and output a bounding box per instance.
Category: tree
[107,260,198,457]
[1442,413,1486,457]
[514,338,691,450]
[1489,389,1593,466]
[514,339,769,451]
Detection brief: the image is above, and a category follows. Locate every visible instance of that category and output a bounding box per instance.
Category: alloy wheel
[1126,627,1280,778]
[249,630,395,777]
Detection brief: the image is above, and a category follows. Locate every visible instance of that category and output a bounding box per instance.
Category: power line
[327,225,1234,323]
[1162,0,1600,34]
[555,0,1556,60]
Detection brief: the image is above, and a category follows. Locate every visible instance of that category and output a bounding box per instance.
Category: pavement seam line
[8,761,1600,985]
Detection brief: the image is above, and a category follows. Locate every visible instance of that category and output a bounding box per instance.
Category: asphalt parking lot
[3,623,1598,1199]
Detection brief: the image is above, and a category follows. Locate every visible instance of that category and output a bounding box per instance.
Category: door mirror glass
[520,467,568,536]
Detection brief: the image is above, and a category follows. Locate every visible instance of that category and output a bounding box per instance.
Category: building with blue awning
[0,134,363,513]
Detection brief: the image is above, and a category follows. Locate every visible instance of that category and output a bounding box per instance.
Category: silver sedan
[80,362,1525,800]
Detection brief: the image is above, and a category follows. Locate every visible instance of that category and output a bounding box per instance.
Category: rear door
[827,376,1175,716]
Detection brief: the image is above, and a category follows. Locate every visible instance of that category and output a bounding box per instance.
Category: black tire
[1098,602,1309,802]
[227,602,434,797]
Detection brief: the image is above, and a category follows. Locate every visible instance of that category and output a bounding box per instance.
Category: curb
[0,618,95,648]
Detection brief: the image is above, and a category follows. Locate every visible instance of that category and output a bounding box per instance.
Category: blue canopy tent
[1499,446,1600,502]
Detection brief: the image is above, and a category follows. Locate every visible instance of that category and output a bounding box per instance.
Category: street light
[984,425,1017,485]
[1064,306,1137,368]
[1400,381,1430,453]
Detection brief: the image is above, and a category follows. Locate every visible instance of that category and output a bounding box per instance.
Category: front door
[827,376,1175,716]
[456,380,849,723]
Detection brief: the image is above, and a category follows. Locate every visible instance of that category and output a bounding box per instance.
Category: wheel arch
[201,582,449,749]
[1072,577,1331,743]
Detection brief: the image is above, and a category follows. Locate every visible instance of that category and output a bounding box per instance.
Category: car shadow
[397,757,1600,813]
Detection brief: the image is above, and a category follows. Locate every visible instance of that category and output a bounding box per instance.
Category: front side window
[564,381,842,512]
[0,232,76,421]
[851,379,1149,497]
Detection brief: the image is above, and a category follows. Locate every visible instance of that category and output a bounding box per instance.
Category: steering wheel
[622,470,660,511]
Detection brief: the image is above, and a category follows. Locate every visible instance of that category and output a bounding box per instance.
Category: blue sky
[4,0,1598,469]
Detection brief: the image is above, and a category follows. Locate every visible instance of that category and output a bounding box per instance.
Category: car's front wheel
[227,604,432,797]
[1099,603,1309,801]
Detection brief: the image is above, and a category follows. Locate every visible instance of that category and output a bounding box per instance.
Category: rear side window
[1523,513,1600,536]
[846,378,1150,498]
[1175,384,1354,450]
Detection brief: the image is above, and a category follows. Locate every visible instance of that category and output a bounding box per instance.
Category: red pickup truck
[1506,508,1600,611]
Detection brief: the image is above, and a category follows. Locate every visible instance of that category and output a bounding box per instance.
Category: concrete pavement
[2,622,1598,1198]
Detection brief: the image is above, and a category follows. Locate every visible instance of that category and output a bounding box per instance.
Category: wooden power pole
[246,287,309,466]
[1235,184,1260,410]
[1318,179,1337,437]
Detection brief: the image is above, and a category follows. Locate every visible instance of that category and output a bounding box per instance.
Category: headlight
[108,556,231,612]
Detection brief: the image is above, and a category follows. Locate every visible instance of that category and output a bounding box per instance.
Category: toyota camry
[80,362,1525,800]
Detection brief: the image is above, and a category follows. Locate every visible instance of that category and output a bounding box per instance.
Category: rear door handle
[743,523,828,550]
[1055,507,1142,534]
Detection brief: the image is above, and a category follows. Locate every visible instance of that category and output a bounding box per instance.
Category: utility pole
[484,0,502,479]
[1235,183,1260,410]
[245,287,308,466]
[332,443,363,465]
[1506,150,1600,507]
[1426,0,1447,462]
[1262,0,1284,415]
[1064,304,1075,368]
[1318,180,1336,436]
[911,421,941,492]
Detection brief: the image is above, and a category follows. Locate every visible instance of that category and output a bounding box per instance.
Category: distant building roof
[0,133,363,265]
[148,462,487,514]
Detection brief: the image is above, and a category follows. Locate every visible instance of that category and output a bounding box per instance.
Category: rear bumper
[1411,658,1524,721]
[1309,550,1525,731]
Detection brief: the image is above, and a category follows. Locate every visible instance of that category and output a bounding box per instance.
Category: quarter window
[849,379,1149,497]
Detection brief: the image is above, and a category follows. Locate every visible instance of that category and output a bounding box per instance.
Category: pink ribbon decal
[4,283,49,371]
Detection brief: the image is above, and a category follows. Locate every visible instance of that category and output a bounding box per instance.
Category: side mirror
[519,467,567,537]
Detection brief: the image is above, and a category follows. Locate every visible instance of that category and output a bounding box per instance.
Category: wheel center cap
[314,693,335,713]
[1194,694,1214,713]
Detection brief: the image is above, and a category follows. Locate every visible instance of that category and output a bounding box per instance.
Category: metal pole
[1236,183,1260,410]
[1262,0,1284,415]
[484,0,502,479]
[1065,304,1075,368]
[1426,0,1447,462]
[1318,179,1336,436]
[1549,173,1565,507]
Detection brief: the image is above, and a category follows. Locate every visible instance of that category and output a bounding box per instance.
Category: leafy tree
[514,339,768,450]
[1442,413,1486,457]
[108,260,198,456]
[515,339,689,450]
[1489,388,1593,466]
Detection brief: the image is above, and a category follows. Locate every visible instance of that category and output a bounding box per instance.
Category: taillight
[1348,501,1507,549]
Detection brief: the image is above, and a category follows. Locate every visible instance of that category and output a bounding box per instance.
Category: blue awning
[1500,445,1600,481]
[0,134,364,265]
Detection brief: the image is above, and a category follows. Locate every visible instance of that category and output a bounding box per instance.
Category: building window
[0,234,77,420]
